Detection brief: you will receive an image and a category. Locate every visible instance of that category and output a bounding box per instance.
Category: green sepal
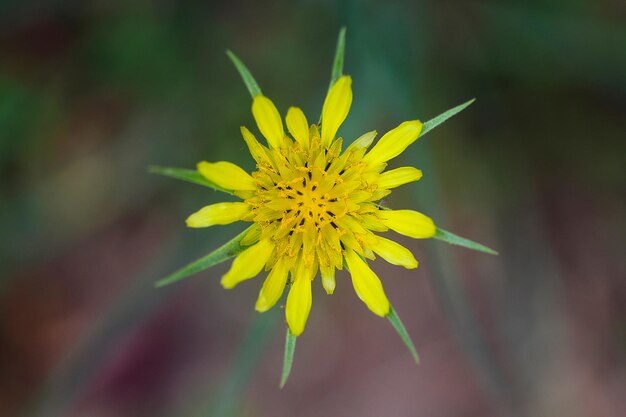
[280,328,297,388]
[226,50,262,98]
[420,98,475,138]
[155,226,253,287]
[148,165,233,194]
[387,306,420,364]
[328,27,347,91]
[434,228,498,255]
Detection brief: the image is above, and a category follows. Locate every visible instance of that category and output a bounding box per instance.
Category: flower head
[153,30,495,385]
[187,71,437,336]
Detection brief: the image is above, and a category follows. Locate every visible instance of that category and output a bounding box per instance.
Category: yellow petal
[321,75,352,147]
[240,126,268,163]
[186,202,250,228]
[320,265,336,295]
[377,167,423,189]
[252,95,284,148]
[379,210,436,238]
[197,161,256,191]
[346,130,377,152]
[255,258,291,312]
[240,223,262,246]
[221,239,274,289]
[345,250,390,317]
[285,265,313,336]
[363,120,423,166]
[286,107,309,148]
[369,235,418,269]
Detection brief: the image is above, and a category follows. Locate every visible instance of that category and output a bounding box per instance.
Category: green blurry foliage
[87,14,191,97]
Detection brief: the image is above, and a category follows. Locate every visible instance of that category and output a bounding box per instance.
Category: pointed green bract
[328,27,347,91]
[149,165,233,194]
[320,27,347,124]
[280,329,297,388]
[155,226,253,287]
[420,98,475,138]
[418,99,498,256]
[434,228,498,255]
[226,50,262,98]
[387,306,420,364]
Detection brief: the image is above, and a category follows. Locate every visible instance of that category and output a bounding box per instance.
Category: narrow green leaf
[328,27,347,91]
[155,226,252,287]
[320,27,347,124]
[226,50,262,98]
[387,306,420,364]
[280,329,297,388]
[420,98,475,138]
[434,228,498,255]
[148,165,233,194]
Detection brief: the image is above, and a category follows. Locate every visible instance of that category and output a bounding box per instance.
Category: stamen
[244,129,359,270]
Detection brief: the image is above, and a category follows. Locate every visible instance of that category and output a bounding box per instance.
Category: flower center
[242,129,381,270]
[278,165,339,232]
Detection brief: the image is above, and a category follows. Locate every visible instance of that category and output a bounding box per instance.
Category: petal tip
[405,260,419,269]
[185,213,206,228]
[220,276,235,289]
[255,300,269,313]
[196,160,210,170]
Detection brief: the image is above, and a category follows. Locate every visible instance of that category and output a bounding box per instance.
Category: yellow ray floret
[377,167,423,189]
[321,75,352,147]
[252,95,284,149]
[255,257,293,313]
[286,259,314,336]
[286,107,310,148]
[221,239,274,289]
[197,161,256,191]
[186,202,250,228]
[345,249,390,317]
[363,120,423,168]
[379,210,436,238]
[368,235,418,269]
[320,264,336,295]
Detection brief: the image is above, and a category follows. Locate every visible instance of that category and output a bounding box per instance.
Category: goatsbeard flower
[153,29,495,385]
[186,73,437,336]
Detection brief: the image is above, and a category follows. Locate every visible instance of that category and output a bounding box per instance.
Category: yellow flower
[152,30,496,386]
[186,74,437,336]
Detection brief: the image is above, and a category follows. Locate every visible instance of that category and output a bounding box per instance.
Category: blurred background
[1,0,625,416]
